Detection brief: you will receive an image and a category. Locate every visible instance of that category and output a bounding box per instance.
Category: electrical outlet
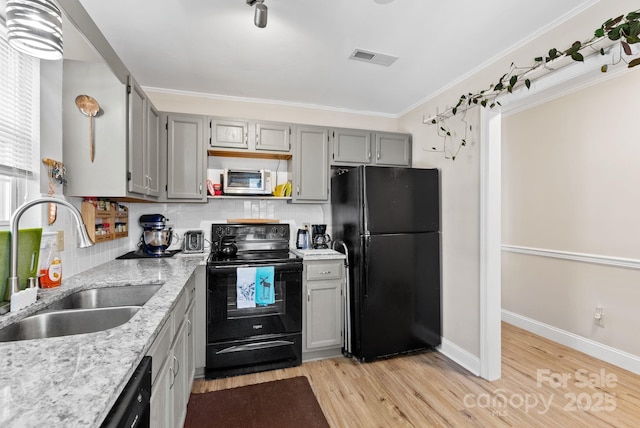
[302,222,311,231]
[56,230,64,251]
[594,306,605,327]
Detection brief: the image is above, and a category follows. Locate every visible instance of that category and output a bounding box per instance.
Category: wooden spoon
[75,95,100,162]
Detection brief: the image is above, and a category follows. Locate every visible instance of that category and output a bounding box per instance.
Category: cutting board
[0,228,42,302]
[227,219,279,224]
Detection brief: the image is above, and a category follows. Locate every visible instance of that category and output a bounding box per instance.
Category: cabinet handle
[297,186,300,196]
[256,133,259,146]
[199,183,203,194]
[187,318,192,336]
[368,151,371,160]
[245,132,248,145]
[377,151,380,160]
[169,365,175,389]
[307,289,310,302]
[173,355,180,379]
[318,270,331,274]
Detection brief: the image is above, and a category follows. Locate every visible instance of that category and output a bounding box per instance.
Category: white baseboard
[438,339,480,376]
[502,310,640,375]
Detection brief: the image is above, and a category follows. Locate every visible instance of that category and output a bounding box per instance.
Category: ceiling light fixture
[246,0,268,28]
[5,0,63,60]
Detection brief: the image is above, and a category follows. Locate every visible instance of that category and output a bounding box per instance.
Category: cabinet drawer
[306,260,343,281]
[147,316,172,385]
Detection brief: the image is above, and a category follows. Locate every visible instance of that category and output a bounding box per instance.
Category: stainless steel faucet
[7,196,94,297]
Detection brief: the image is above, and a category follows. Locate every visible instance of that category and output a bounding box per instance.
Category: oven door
[207,261,302,343]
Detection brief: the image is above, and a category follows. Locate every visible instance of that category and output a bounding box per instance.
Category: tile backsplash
[50,198,330,278]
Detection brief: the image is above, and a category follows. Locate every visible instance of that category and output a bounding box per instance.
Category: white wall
[398,0,640,367]
[146,90,400,131]
[502,69,640,357]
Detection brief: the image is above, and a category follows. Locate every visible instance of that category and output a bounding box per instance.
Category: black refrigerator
[331,165,441,361]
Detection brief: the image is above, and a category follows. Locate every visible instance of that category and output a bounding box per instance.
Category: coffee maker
[138,214,174,256]
[311,224,331,249]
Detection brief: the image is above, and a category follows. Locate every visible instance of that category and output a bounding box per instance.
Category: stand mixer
[311,224,331,249]
[138,214,174,256]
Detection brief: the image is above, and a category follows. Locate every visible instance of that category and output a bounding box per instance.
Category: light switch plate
[56,230,64,251]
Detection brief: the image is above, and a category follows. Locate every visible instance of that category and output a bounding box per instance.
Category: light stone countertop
[0,256,203,427]
[291,248,346,260]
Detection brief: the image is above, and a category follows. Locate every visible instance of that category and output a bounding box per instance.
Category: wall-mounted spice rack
[80,199,128,243]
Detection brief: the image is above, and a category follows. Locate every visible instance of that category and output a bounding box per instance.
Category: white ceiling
[71,0,593,116]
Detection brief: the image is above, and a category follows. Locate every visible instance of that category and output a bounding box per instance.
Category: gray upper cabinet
[63,62,159,201]
[163,113,206,202]
[293,126,329,202]
[128,77,160,197]
[330,128,412,167]
[127,79,146,195]
[146,105,161,197]
[209,117,291,154]
[373,132,412,167]
[330,128,372,165]
[255,122,291,152]
[210,119,248,149]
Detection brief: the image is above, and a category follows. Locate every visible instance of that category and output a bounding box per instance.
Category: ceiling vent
[349,49,398,67]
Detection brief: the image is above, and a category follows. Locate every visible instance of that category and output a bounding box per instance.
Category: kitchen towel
[255,266,275,306]
[236,267,257,309]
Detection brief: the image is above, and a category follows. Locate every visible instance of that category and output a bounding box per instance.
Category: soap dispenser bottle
[39,241,62,288]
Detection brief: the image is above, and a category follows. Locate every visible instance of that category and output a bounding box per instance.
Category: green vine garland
[428,9,640,160]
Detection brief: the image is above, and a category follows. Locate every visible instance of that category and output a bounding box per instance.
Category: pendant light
[6,0,63,60]
[246,0,268,28]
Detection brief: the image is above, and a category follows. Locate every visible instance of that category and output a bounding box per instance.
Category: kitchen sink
[0,306,141,342]
[43,284,162,310]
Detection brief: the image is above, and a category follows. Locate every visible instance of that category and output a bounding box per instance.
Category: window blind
[0,18,39,177]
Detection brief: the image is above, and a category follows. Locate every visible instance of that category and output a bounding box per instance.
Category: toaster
[183,230,204,253]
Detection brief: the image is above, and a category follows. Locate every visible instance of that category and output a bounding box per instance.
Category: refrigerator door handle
[362,234,369,298]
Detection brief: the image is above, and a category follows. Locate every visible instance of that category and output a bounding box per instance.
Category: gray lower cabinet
[148,274,196,428]
[302,259,344,360]
[330,129,412,167]
[293,126,329,202]
[162,113,207,201]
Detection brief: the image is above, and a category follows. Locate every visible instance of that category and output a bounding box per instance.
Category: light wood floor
[191,323,640,427]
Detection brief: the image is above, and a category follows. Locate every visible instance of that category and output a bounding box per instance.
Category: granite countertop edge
[290,248,346,260]
[0,256,203,427]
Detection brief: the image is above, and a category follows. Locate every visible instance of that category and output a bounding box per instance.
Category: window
[0,16,39,225]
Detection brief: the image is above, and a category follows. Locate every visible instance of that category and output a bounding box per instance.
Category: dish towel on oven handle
[255,266,275,306]
[236,267,257,309]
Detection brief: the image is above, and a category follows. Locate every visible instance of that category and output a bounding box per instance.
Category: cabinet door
[374,132,411,167]
[171,321,188,428]
[146,104,161,196]
[293,126,329,202]
[255,122,291,152]
[186,302,196,388]
[166,114,206,201]
[331,129,371,164]
[210,119,249,149]
[128,78,147,195]
[306,280,343,350]
[150,355,172,428]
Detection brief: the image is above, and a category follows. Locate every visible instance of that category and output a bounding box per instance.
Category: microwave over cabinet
[223,169,272,195]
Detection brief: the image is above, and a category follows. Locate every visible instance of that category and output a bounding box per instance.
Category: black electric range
[205,223,303,379]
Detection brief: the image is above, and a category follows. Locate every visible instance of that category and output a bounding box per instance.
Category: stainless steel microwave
[223,168,272,195]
